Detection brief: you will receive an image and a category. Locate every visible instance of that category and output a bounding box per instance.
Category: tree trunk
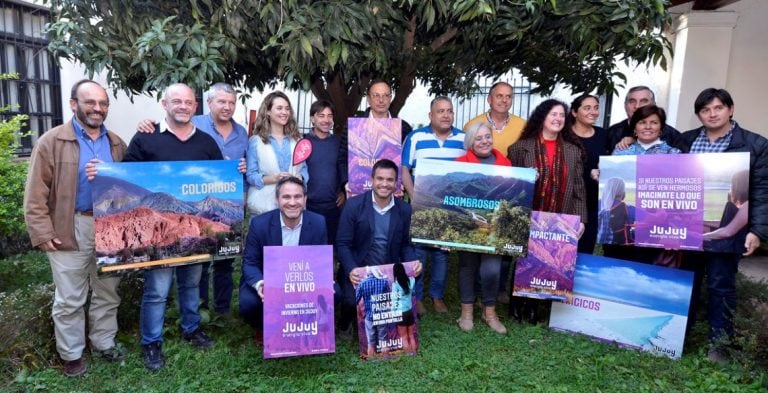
[310,71,367,137]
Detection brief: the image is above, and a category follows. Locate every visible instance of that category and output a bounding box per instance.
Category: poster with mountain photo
[347,117,402,197]
[92,160,244,273]
[512,211,580,301]
[410,158,536,257]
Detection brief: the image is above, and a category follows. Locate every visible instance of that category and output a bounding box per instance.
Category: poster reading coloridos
[263,245,335,359]
[347,117,402,196]
[549,253,693,359]
[92,160,244,272]
[353,261,420,360]
[512,211,580,301]
[597,152,750,251]
[410,158,536,257]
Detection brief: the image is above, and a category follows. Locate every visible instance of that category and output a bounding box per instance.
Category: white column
[667,11,738,131]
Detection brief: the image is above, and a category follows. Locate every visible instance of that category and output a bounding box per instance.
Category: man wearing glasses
[24,80,128,377]
[359,79,413,143]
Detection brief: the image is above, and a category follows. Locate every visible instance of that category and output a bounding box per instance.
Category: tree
[45,0,671,129]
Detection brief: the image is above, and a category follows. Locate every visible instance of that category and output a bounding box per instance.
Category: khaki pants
[47,214,120,361]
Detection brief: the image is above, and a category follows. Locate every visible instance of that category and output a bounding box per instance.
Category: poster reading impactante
[597,152,750,252]
[347,117,402,196]
[512,211,580,301]
[549,253,694,359]
[92,160,244,273]
[410,158,536,256]
[353,261,420,360]
[263,245,335,359]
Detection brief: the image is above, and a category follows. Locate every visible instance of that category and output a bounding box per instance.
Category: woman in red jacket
[454,121,510,334]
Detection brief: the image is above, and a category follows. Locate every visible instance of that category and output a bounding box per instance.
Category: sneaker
[93,345,126,362]
[182,328,214,349]
[142,342,164,371]
[707,346,729,365]
[62,357,86,377]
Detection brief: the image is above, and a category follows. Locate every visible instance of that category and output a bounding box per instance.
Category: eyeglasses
[369,93,392,101]
[76,99,110,108]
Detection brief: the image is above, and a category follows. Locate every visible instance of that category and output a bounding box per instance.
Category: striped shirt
[402,126,466,172]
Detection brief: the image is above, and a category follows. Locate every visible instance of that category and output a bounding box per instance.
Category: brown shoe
[456,303,474,332]
[432,298,448,313]
[253,329,264,347]
[482,306,507,335]
[416,300,427,317]
[63,357,86,377]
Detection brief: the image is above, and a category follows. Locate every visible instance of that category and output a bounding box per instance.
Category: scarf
[533,135,566,212]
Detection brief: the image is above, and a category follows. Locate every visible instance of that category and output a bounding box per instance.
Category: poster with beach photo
[353,261,420,360]
[597,152,750,251]
[262,245,335,359]
[347,117,402,196]
[512,211,580,301]
[410,158,536,257]
[92,160,244,273]
[549,253,694,359]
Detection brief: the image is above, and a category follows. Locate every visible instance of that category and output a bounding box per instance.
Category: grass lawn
[3,252,767,392]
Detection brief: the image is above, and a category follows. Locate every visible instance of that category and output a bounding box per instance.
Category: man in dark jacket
[675,88,767,364]
[607,86,680,151]
[336,159,421,337]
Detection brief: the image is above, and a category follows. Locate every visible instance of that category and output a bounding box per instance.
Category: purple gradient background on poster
[347,117,402,196]
[263,245,335,358]
[635,155,704,249]
[353,261,420,361]
[512,211,580,301]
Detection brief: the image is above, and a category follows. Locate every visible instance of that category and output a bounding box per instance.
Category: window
[0,0,62,155]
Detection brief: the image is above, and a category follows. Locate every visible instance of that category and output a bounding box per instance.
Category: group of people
[23,76,766,377]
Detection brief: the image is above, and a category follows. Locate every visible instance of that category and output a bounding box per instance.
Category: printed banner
[347,117,402,196]
[263,245,335,359]
[512,211,580,301]
[353,261,420,360]
[410,158,536,256]
[598,152,750,251]
[549,253,694,359]
[92,160,244,273]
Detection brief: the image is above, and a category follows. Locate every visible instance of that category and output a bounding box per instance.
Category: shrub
[0,72,30,258]
[0,283,56,376]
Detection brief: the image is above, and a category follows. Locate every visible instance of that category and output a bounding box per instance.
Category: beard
[76,105,105,129]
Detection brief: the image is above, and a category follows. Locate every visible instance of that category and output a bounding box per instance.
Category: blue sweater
[305,133,347,210]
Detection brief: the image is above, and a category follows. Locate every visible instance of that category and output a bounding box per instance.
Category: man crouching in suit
[239,176,328,344]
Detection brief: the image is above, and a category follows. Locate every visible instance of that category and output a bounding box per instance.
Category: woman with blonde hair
[246,91,308,214]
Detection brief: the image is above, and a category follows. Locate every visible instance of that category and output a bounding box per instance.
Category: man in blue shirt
[401,97,466,315]
[24,80,127,377]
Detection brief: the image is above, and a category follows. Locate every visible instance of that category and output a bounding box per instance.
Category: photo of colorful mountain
[91,160,244,272]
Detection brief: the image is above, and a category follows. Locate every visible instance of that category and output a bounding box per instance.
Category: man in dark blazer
[336,159,421,336]
[239,176,328,340]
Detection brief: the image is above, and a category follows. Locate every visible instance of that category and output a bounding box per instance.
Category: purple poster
[263,245,335,359]
[598,152,750,252]
[347,117,402,196]
[353,261,419,360]
[512,211,580,301]
[635,154,704,249]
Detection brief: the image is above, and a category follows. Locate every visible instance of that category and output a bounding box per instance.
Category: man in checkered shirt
[675,88,768,364]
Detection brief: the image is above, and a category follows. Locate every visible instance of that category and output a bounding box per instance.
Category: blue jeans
[140,264,203,345]
[199,258,234,314]
[704,252,739,343]
[413,246,448,300]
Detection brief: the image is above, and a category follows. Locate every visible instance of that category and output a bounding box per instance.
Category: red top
[455,148,512,166]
